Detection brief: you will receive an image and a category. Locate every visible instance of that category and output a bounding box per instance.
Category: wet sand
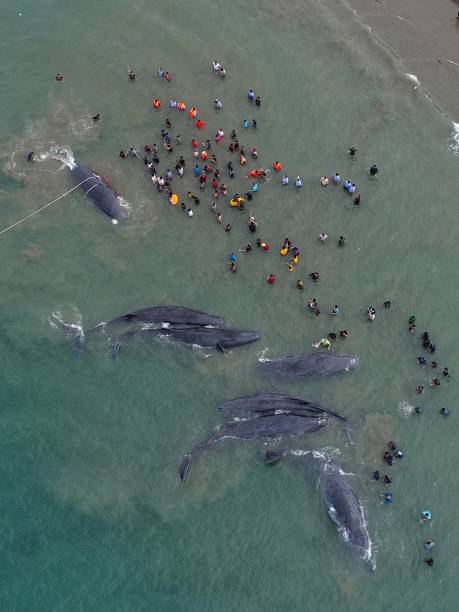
[347,0,459,119]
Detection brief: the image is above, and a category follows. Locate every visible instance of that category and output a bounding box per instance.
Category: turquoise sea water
[1,1,458,610]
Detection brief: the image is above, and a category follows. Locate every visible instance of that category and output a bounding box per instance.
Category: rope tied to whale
[0,176,94,236]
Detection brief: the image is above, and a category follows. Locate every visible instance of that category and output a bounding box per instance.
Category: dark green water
[0,1,458,610]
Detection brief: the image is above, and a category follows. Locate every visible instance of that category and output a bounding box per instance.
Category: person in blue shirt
[243,119,249,129]
[194,165,201,177]
[247,89,255,102]
[382,492,393,505]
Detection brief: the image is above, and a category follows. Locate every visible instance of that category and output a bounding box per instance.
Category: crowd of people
[115,62,451,570]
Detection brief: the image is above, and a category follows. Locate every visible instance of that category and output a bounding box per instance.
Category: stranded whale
[266,451,374,571]
[93,305,225,330]
[217,392,346,422]
[57,306,258,357]
[303,452,375,571]
[126,326,260,352]
[179,413,328,482]
[69,163,129,223]
[258,352,359,378]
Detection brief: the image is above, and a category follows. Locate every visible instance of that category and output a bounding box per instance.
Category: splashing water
[48,146,76,169]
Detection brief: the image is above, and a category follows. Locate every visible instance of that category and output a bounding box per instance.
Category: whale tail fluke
[179,433,219,482]
[264,450,283,465]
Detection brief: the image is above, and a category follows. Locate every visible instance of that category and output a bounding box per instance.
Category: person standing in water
[369,164,379,176]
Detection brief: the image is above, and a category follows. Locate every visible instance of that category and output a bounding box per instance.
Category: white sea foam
[448,122,459,156]
[312,447,341,462]
[257,348,271,362]
[49,307,84,344]
[406,73,420,86]
[117,196,131,210]
[69,116,97,137]
[289,449,311,457]
[338,468,356,477]
[191,344,212,359]
[359,503,376,570]
[48,145,75,169]
[398,399,414,419]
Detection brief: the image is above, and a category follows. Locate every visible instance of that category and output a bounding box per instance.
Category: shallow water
[0,1,458,610]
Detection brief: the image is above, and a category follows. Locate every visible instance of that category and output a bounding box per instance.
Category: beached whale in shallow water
[58,306,226,355]
[217,393,346,421]
[258,352,359,378]
[303,452,374,571]
[179,413,327,482]
[69,163,129,223]
[126,326,260,351]
[94,305,225,330]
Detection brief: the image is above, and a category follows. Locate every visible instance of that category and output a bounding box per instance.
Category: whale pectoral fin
[179,453,193,482]
[111,342,122,360]
[327,505,340,525]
